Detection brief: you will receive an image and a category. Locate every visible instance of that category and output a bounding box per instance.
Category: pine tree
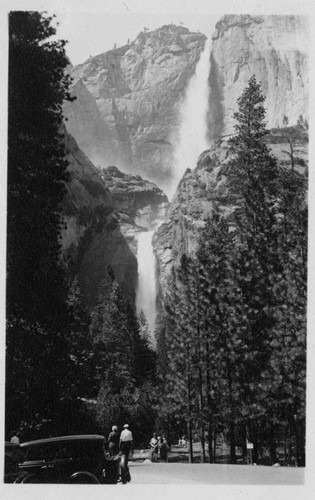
[225,75,307,463]
[7,12,73,326]
[90,269,133,392]
[6,11,75,436]
[66,276,95,398]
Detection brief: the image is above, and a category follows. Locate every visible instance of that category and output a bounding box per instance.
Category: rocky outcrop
[100,166,168,213]
[61,129,115,250]
[62,130,114,213]
[64,25,206,191]
[63,79,115,170]
[154,129,308,299]
[208,15,309,138]
[154,142,230,293]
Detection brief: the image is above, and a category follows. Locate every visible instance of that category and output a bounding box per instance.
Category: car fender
[67,471,100,484]
[15,473,39,483]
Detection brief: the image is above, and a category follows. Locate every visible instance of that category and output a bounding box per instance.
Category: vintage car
[12,434,120,484]
[4,441,24,483]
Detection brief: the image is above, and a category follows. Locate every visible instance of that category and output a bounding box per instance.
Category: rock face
[61,130,168,309]
[154,130,308,301]
[153,15,309,301]
[100,166,168,213]
[61,15,309,313]
[62,129,114,216]
[154,143,231,295]
[208,15,309,138]
[64,25,206,191]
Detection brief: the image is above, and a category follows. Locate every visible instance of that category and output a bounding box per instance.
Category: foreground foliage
[6,11,77,435]
[6,12,158,445]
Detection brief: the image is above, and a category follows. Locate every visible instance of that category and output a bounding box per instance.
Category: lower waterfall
[136,230,157,347]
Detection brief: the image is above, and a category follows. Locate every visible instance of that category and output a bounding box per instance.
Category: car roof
[5,441,20,449]
[20,435,105,447]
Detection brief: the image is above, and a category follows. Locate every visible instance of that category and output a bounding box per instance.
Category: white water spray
[135,39,212,344]
[136,230,157,347]
[169,38,211,198]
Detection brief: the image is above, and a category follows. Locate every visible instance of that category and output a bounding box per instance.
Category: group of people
[107,425,170,468]
[149,433,170,462]
[108,423,133,484]
[107,424,133,462]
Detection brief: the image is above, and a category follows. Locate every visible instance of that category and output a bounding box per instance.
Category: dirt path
[128,461,305,484]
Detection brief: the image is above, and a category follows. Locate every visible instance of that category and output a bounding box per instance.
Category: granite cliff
[154,129,308,302]
[61,14,309,315]
[152,14,309,304]
[61,129,168,309]
[208,15,309,138]
[100,166,168,213]
[63,25,207,191]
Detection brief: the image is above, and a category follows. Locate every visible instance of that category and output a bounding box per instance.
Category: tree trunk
[229,417,236,464]
[213,426,217,464]
[196,273,205,463]
[186,342,193,463]
[269,424,277,464]
[242,423,247,464]
[198,363,205,463]
[294,417,300,466]
[227,363,236,464]
[206,340,213,462]
[187,420,193,463]
[208,419,213,463]
[200,423,206,463]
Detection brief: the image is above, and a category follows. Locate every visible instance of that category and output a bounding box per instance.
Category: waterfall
[168,38,211,198]
[135,39,211,344]
[136,230,157,347]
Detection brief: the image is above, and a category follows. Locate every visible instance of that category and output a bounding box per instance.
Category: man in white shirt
[119,424,133,482]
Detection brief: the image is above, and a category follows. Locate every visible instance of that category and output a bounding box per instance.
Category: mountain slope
[63,25,207,191]
[208,15,309,138]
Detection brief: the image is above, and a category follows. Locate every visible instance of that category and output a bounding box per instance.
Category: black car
[4,441,25,483]
[12,435,120,484]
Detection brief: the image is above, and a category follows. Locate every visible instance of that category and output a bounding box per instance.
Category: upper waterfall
[168,37,211,198]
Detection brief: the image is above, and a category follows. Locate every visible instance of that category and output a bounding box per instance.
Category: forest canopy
[156,76,307,466]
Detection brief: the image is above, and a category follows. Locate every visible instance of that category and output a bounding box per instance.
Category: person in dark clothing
[159,438,170,462]
[108,425,120,457]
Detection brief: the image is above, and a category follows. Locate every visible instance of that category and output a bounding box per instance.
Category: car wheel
[14,475,27,484]
[67,472,100,484]
[20,474,40,483]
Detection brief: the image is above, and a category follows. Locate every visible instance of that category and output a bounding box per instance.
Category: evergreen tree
[90,268,159,444]
[158,76,307,465]
[7,11,73,325]
[6,11,75,436]
[225,75,307,463]
[90,269,133,392]
[66,276,95,398]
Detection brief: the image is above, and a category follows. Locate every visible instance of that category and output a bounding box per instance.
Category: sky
[1,0,313,65]
[50,10,219,66]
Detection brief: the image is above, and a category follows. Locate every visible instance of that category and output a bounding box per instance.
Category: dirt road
[128,461,304,484]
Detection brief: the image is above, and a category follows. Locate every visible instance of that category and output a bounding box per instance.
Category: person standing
[149,433,158,462]
[159,438,170,462]
[119,424,133,483]
[108,425,119,457]
[157,436,162,458]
